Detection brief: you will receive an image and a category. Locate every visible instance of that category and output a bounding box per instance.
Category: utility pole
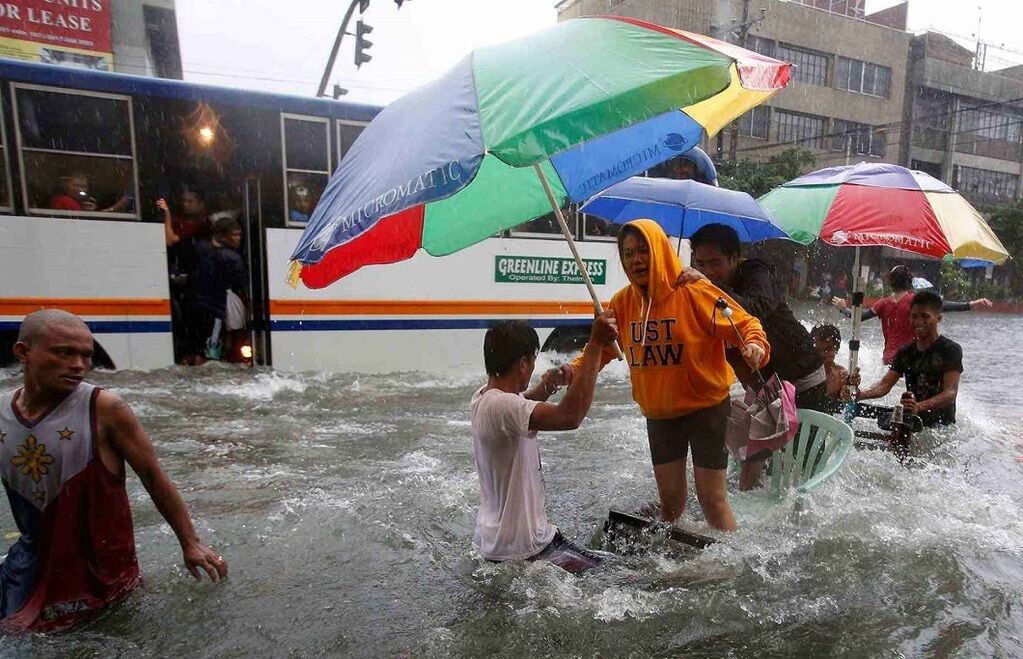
[941,96,960,184]
[727,0,753,164]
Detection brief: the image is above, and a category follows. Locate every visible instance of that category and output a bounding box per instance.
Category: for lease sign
[0,1,113,71]
[495,255,606,285]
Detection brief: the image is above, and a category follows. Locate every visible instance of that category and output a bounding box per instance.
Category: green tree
[984,199,1023,296]
[717,147,816,198]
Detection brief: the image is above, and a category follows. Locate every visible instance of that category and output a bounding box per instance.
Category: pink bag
[725,373,799,462]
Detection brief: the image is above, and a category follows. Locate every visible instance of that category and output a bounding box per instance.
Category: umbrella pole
[844,246,863,422]
[533,164,624,360]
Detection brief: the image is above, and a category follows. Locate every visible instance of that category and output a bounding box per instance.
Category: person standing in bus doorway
[183,216,246,365]
[565,220,769,531]
[159,185,213,364]
[0,310,228,632]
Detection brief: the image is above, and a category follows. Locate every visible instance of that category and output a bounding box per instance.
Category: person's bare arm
[98,391,227,582]
[855,370,901,401]
[908,371,960,416]
[529,312,617,431]
[158,198,180,247]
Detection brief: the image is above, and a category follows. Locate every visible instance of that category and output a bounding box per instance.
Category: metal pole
[533,164,624,360]
[844,245,863,422]
[727,0,752,163]
[316,0,361,98]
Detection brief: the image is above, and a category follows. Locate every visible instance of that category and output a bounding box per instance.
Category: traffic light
[354,19,373,67]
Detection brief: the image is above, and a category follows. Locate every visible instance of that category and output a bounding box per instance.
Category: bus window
[12,85,137,218]
[336,119,367,164]
[582,213,619,240]
[510,204,578,239]
[282,114,330,227]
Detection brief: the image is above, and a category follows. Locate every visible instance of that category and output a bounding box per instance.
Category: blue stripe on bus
[0,321,171,334]
[270,318,594,331]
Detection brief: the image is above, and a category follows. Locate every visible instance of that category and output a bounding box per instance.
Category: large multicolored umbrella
[758,162,1010,410]
[757,162,1009,265]
[579,176,788,242]
[288,16,790,290]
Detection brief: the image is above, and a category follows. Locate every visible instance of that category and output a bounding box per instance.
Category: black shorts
[645,398,730,470]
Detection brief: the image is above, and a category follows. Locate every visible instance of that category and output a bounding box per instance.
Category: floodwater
[1,310,1022,657]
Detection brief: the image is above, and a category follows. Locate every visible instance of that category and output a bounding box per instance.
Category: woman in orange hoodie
[570,220,769,531]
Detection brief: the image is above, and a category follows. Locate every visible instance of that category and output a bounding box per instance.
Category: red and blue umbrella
[288,17,790,289]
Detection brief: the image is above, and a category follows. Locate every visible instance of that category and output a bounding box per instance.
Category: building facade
[903,32,1023,207]
[557,0,912,170]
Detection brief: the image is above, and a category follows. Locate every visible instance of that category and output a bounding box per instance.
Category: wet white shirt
[471,386,557,561]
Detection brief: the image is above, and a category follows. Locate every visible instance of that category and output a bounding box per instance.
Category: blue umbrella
[579,176,789,242]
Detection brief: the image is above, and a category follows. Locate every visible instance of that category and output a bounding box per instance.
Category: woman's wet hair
[616,224,645,254]
[911,290,943,313]
[810,323,841,346]
[889,264,912,291]
[483,320,539,376]
[690,223,741,257]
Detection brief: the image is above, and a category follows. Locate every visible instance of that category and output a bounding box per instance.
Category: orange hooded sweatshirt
[575,219,770,420]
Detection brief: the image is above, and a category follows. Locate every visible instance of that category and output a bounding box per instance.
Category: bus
[0,59,707,374]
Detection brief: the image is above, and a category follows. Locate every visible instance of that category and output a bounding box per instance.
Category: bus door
[243,175,272,366]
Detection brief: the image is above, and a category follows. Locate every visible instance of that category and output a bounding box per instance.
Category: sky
[175,0,1023,107]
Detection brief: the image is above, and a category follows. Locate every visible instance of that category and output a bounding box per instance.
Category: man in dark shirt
[854,291,963,427]
[681,223,828,490]
[184,216,246,364]
[682,223,829,410]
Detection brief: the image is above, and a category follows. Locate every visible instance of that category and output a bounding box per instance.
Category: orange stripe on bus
[270,299,606,316]
[0,298,170,316]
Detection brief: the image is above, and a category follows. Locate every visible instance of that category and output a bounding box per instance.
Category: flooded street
[1,311,1022,657]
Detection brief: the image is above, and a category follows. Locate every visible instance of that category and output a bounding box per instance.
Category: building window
[740,106,771,139]
[836,57,891,98]
[282,114,331,227]
[777,43,829,86]
[774,110,826,150]
[956,106,1023,161]
[831,119,885,157]
[336,120,367,166]
[954,165,1018,203]
[12,84,138,219]
[745,35,775,58]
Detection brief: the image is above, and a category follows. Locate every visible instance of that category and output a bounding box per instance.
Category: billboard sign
[0,1,113,71]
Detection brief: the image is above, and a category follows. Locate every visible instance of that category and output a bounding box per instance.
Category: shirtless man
[0,310,227,631]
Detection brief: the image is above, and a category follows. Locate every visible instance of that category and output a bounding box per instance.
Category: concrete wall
[110,0,177,77]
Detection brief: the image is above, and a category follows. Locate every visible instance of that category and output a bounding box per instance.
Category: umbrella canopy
[289,16,790,288]
[579,176,789,242]
[758,162,1009,265]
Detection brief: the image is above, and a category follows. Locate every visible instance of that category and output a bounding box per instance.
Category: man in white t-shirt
[471,312,618,572]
